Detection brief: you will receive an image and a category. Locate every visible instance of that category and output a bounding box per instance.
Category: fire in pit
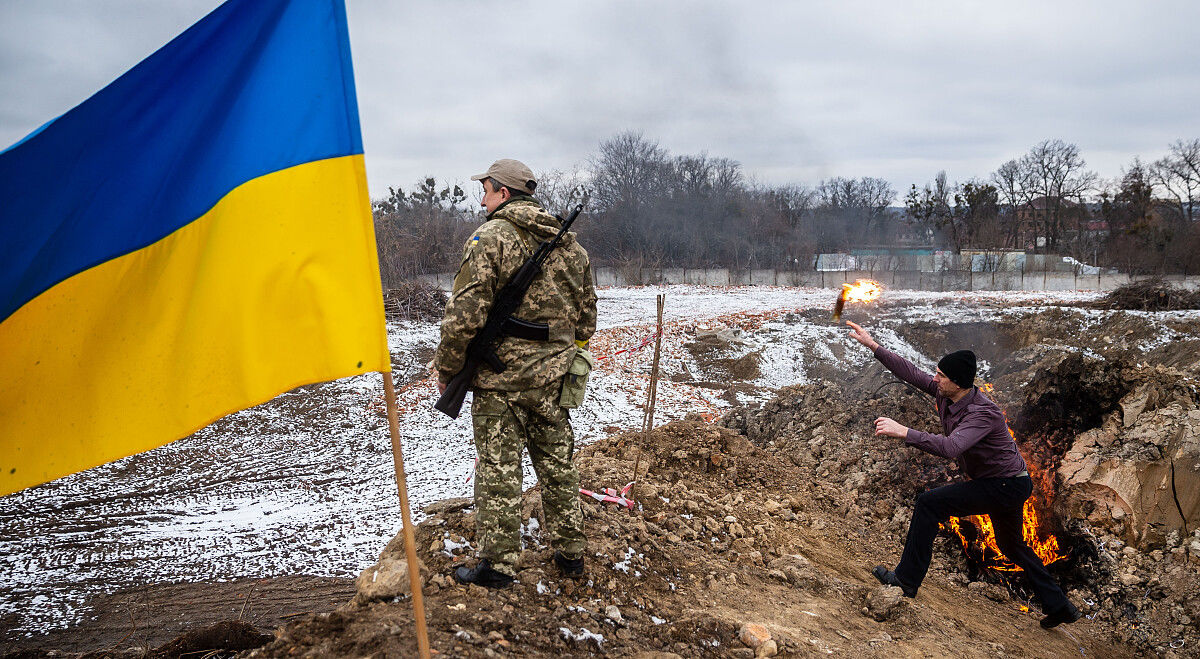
[942,422,1068,573]
[943,480,1066,572]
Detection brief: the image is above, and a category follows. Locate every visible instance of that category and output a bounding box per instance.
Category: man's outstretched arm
[846,321,937,396]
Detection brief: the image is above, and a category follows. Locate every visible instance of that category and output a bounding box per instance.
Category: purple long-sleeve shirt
[873,346,1027,480]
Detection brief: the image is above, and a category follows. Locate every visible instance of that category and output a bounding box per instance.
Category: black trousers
[895,475,1070,613]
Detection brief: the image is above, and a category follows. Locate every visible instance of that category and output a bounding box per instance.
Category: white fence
[418,267,1196,292]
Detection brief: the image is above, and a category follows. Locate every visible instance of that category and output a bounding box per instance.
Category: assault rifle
[434,202,586,418]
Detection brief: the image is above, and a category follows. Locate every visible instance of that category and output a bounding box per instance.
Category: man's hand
[846,321,880,351]
[874,416,909,438]
[429,359,446,394]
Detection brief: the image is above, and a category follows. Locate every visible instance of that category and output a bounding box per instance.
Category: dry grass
[384,279,448,323]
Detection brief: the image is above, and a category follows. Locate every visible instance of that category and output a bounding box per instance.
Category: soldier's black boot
[554,551,585,578]
[453,559,513,589]
[1040,601,1082,629]
[871,565,917,598]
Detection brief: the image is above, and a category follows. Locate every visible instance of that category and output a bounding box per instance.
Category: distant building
[1014,196,1089,250]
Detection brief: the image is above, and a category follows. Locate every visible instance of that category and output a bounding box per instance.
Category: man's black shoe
[871,565,917,598]
[453,559,513,589]
[554,551,585,578]
[1040,602,1082,629]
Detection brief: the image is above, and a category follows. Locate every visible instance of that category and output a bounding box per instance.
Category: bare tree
[535,166,589,215]
[372,177,474,285]
[1100,159,1163,274]
[1151,138,1200,222]
[905,171,959,250]
[589,131,670,214]
[1018,139,1098,252]
[815,176,896,246]
[991,158,1036,248]
[957,180,1001,250]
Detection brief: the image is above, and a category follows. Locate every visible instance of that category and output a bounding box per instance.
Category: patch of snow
[441,533,472,558]
[559,626,604,646]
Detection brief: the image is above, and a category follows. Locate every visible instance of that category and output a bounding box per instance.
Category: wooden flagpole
[383,371,432,659]
[631,293,665,499]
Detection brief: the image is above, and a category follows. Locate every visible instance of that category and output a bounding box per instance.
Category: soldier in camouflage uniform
[434,159,596,588]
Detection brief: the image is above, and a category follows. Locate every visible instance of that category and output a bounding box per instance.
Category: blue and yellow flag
[0,0,389,496]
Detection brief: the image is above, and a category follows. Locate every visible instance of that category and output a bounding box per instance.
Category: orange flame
[842,279,884,303]
[944,495,1065,572]
[942,401,1067,572]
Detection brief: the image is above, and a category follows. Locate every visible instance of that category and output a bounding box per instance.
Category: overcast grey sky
[2,0,1198,199]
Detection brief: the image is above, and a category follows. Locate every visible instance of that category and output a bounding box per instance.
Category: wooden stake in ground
[383,371,432,659]
[632,293,665,498]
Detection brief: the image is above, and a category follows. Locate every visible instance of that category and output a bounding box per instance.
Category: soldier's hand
[846,321,879,351]
[437,381,447,394]
[874,416,908,438]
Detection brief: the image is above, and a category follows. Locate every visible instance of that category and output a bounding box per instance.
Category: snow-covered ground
[0,285,1110,636]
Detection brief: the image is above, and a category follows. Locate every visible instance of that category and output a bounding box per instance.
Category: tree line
[372,133,1200,285]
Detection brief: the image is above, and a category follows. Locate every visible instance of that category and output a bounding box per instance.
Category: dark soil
[0,576,352,657]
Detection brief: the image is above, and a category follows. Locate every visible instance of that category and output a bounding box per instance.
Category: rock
[865,586,905,621]
[755,639,778,658]
[632,653,683,659]
[1056,380,1200,548]
[516,568,543,585]
[606,605,624,624]
[422,497,474,515]
[767,553,810,570]
[353,557,427,605]
[984,584,1009,602]
[738,622,771,649]
[1119,571,1142,587]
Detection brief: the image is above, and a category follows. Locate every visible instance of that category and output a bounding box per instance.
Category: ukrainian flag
[0,0,389,496]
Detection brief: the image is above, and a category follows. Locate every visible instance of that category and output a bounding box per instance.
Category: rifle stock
[434,362,477,418]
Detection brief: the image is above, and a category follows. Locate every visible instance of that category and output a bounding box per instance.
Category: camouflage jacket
[434,198,597,391]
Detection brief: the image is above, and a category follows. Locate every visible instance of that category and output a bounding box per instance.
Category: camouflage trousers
[471,380,586,577]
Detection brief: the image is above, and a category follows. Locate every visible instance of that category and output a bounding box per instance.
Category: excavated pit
[744,307,1200,653]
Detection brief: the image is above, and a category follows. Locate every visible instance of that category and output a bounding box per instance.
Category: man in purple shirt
[846,321,1081,629]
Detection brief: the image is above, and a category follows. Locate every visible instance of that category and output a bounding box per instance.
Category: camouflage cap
[470,159,537,195]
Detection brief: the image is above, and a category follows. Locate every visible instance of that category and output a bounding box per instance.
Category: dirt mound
[722,381,960,553]
[1098,278,1200,311]
[244,413,1133,658]
[684,330,762,382]
[384,279,447,323]
[1002,351,1200,653]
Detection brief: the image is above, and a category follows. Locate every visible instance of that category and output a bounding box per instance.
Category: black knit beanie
[937,350,977,389]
